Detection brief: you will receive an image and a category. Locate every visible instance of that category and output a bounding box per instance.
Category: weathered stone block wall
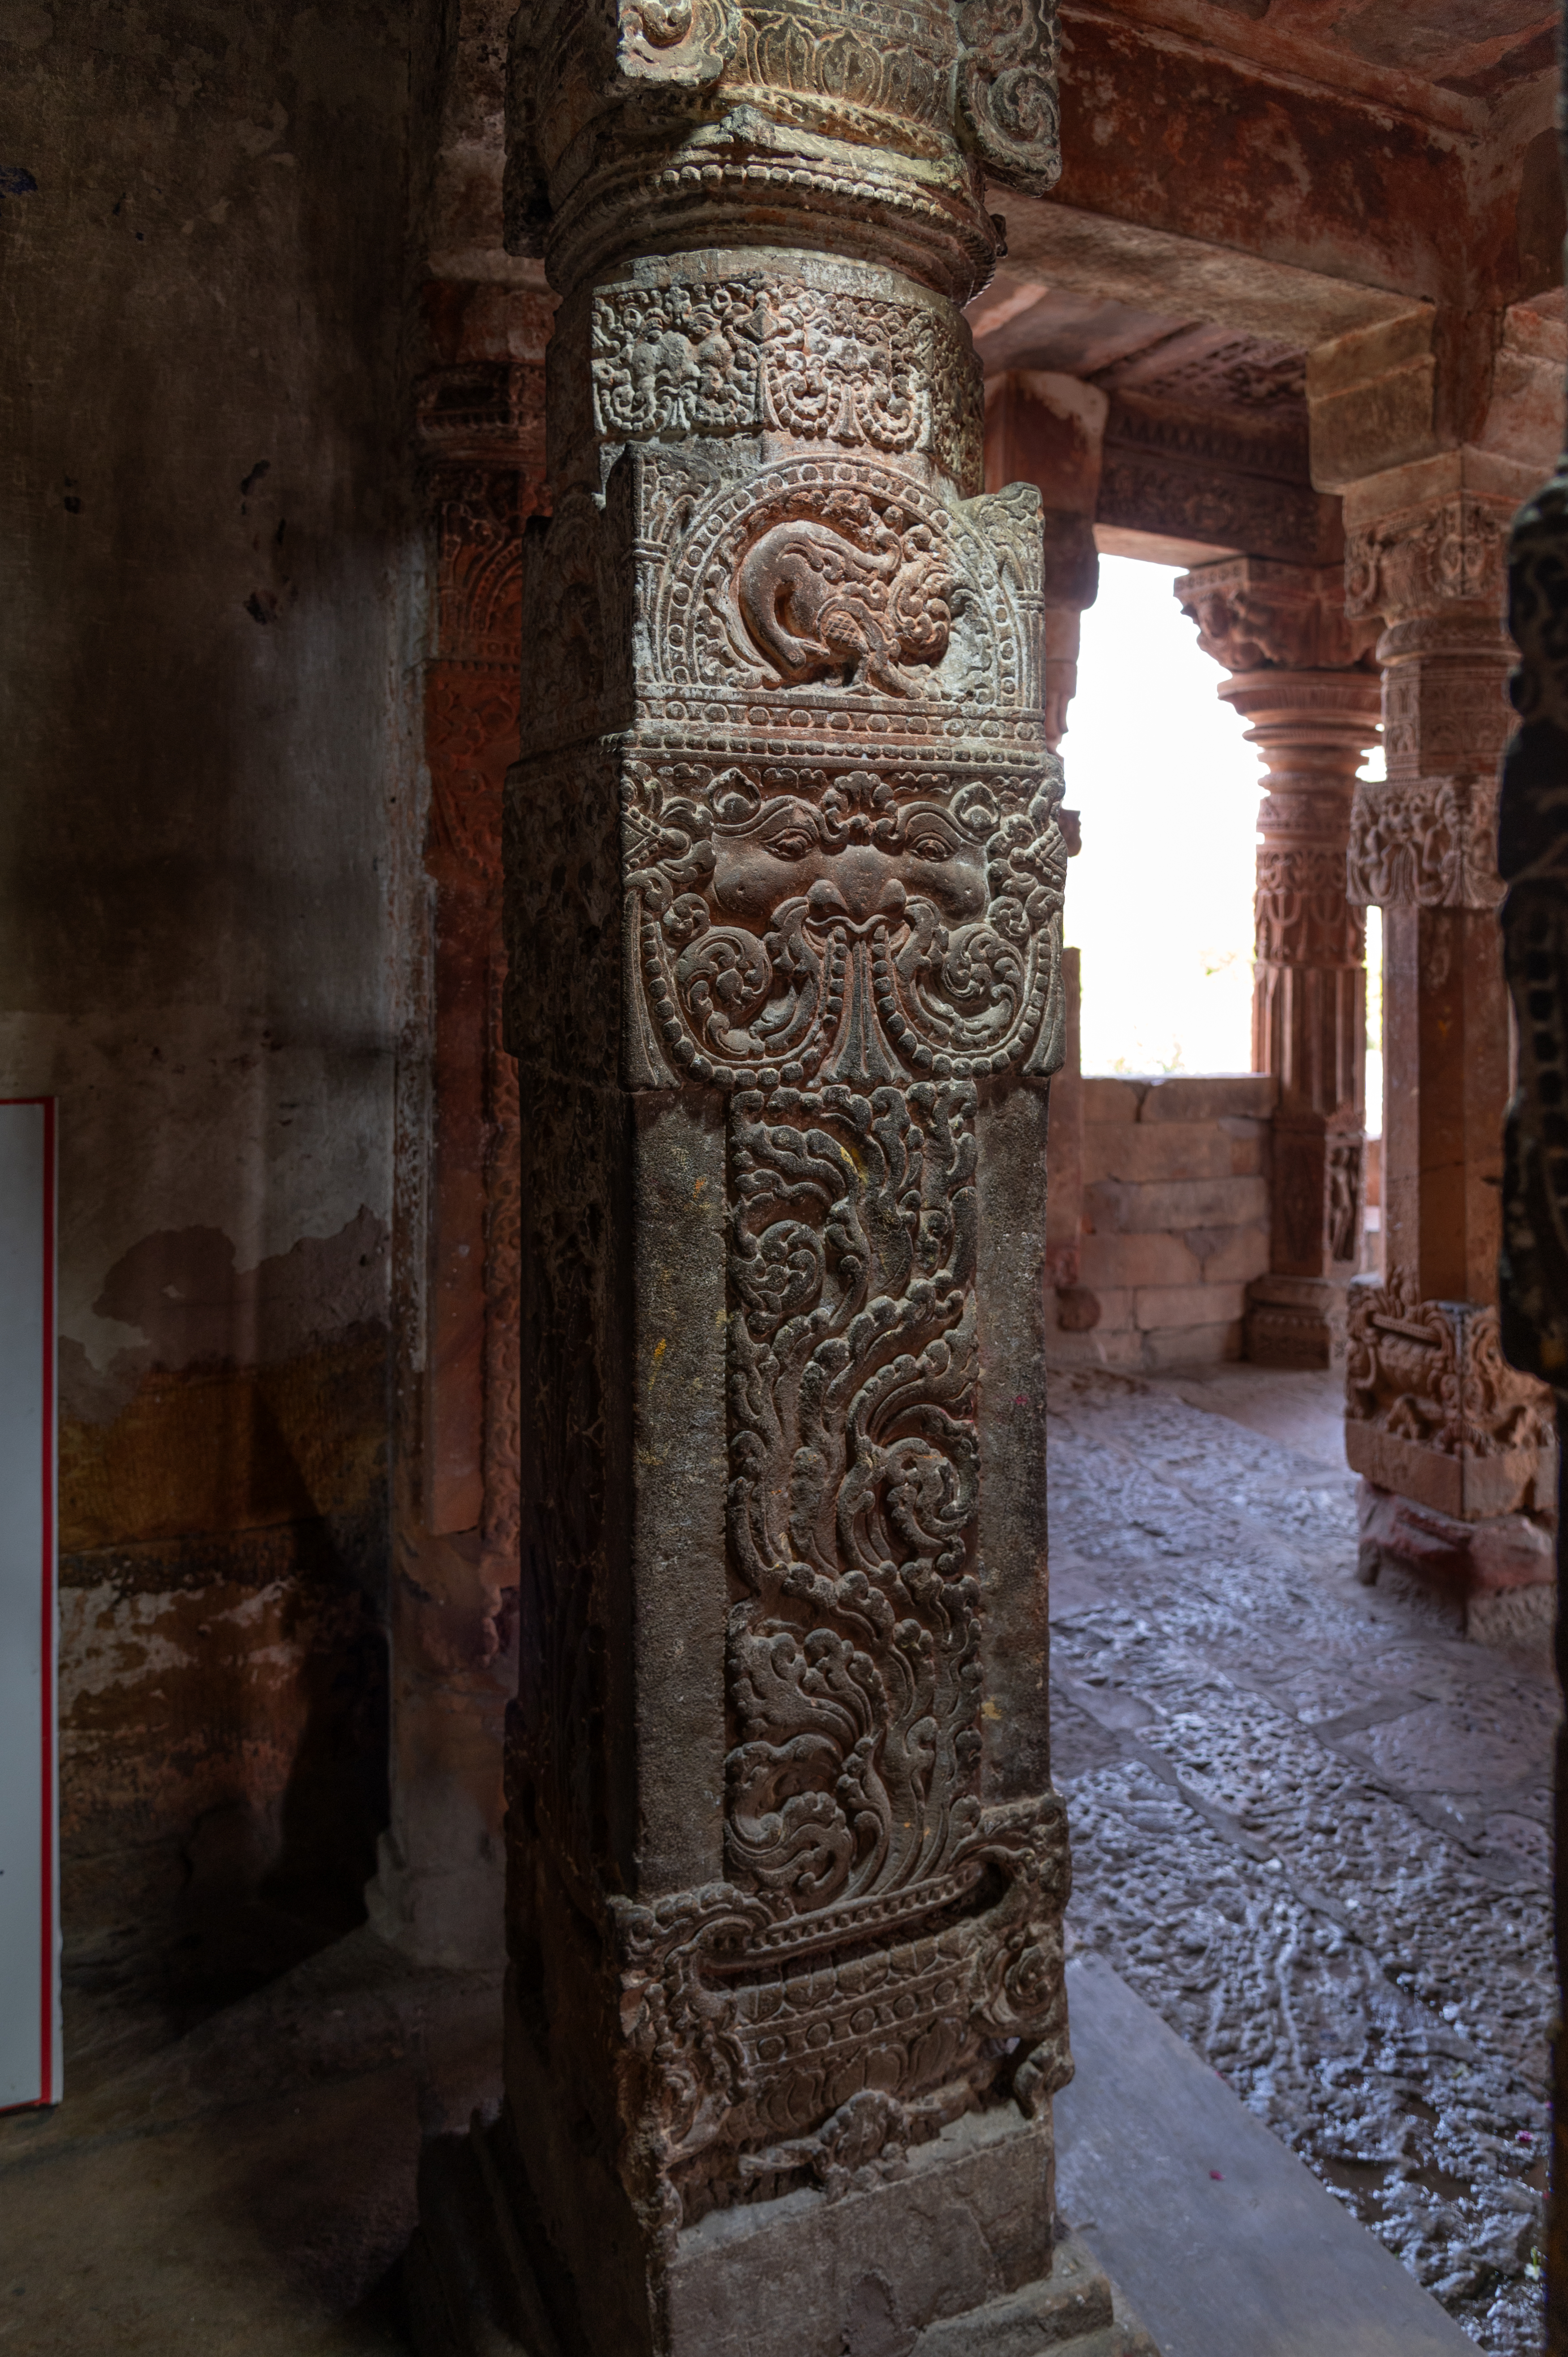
[1056,1076,1277,1368]
[0,0,420,2005]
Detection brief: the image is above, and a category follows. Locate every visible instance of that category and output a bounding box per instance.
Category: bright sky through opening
[1062,556,1384,1132]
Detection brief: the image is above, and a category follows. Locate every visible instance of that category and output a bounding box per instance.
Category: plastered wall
[0,0,422,2003]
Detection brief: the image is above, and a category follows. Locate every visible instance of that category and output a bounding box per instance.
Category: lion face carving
[709,771,987,935]
[625,760,1065,1085]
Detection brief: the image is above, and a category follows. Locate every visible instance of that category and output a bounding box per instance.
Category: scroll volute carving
[617,0,740,83]
[955,0,1062,195]
[503,0,739,260]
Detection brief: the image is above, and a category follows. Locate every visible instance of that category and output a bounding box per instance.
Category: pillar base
[1354,1478,1556,1643]
[1245,1275,1350,1369]
[409,2105,1159,2357]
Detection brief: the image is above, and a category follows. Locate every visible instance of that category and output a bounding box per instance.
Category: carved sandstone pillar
[371,334,550,1965]
[1341,458,1555,1617]
[983,370,1104,748]
[1498,436,1568,2357]
[1176,559,1381,1367]
[408,8,1152,2355]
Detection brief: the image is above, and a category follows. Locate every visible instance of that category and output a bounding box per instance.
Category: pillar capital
[1177,554,1377,675]
[506,0,1061,304]
[1343,453,1517,640]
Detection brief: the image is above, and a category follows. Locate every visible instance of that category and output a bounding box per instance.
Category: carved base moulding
[1343,1273,1555,1524]
[1246,1274,1352,1371]
[408,2107,1159,2357]
[1355,1481,1556,1646]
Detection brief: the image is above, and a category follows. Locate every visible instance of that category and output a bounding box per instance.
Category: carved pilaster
[372,339,550,1969]
[409,10,1150,2357]
[1176,557,1380,1367]
[1334,452,1552,1588]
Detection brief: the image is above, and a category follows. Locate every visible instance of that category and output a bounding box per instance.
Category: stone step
[1055,1951,1478,2357]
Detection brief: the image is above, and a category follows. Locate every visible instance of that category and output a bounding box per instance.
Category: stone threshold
[1055,1951,1478,2357]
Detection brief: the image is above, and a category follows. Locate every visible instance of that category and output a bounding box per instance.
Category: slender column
[409,10,1146,2357]
[1176,560,1381,1365]
[372,336,550,1965]
[1340,455,1555,1606]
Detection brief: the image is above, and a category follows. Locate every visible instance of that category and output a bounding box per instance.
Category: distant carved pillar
[1176,559,1381,1366]
[1340,458,1555,1619]
[984,370,1104,747]
[371,333,550,1966]
[406,7,1154,2355]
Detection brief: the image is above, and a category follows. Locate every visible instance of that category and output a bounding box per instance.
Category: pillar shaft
[409,11,1133,2356]
[1176,559,1380,1365]
[1339,457,1554,1554]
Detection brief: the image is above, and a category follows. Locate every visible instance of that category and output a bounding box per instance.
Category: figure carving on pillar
[408,6,1154,2355]
[1176,557,1381,1366]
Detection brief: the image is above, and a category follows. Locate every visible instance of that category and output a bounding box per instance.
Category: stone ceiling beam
[1034,4,1554,317]
[982,200,1428,355]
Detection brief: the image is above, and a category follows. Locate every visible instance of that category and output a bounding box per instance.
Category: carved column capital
[1176,555,1378,675]
[507,0,1060,307]
[1344,493,1512,631]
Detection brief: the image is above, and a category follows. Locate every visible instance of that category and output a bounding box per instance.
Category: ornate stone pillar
[1176,559,1381,1366]
[1498,437,1568,2357]
[983,370,1104,747]
[371,334,550,1966]
[1341,456,1555,1619]
[409,8,1151,2354]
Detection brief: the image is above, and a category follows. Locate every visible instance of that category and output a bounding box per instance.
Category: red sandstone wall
[1054,1076,1277,1369]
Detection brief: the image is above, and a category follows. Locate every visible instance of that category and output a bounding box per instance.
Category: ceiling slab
[985,198,1425,352]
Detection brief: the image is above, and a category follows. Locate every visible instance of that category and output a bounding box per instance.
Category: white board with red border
[0,1099,59,2110]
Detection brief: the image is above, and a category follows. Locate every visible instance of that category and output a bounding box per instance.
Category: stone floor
[1048,1362,1556,2357]
[1,1364,1555,2353]
[0,1930,500,2353]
